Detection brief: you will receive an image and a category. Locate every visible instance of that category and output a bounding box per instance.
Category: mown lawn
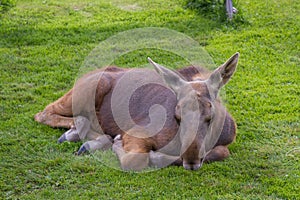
[0,0,299,199]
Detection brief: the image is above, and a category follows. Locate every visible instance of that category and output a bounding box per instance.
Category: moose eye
[175,105,181,120]
[206,101,212,108]
[204,101,213,123]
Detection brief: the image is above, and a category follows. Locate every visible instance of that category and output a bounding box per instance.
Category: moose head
[148,53,239,170]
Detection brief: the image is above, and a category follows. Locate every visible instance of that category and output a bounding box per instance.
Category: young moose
[35,53,239,171]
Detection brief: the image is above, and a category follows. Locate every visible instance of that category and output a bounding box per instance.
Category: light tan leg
[35,90,74,128]
[149,151,182,168]
[35,71,112,129]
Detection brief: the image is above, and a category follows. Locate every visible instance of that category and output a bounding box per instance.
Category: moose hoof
[58,128,80,143]
[76,137,113,155]
[76,143,90,155]
[57,134,67,143]
[34,111,47,123]
[114,134,122,141]
[112,138,122,153]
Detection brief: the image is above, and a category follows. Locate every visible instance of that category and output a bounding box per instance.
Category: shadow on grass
[1,9,249,49]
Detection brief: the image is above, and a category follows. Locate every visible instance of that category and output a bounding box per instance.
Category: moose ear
[148,57,187,93]
[207,52,239,99]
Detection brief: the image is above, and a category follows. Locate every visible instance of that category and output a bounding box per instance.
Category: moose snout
[183,162,202,170]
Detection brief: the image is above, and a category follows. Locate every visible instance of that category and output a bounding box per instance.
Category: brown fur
[35,54,238,170]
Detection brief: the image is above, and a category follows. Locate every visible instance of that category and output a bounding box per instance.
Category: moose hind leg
[57,115,91,144]
[58,116,112,154]
[77,134,113,155]
[203,145,230,163]
[35,112,74,129]
[35,90,74,128]
[58,127,81,143]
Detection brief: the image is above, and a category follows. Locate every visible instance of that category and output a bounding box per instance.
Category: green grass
[0,0,299,199]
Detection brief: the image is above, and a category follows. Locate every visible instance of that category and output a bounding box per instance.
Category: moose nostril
[183,163,201,170]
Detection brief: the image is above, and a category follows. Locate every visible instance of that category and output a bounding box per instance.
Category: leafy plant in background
[186,0,246,24]
[0,0,15,14]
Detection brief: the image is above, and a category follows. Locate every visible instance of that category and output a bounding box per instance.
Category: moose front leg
[149,145,230,167]
[149,151,182,168]
[112,135,150,171]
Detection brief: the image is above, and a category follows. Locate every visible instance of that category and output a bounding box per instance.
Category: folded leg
[112,135,150,171]
[203,145,230,163]
[56,116,112,154]
[77,135,113,155]
[35,70,112,130]
[149,151,182,168]
[34,90,74,128]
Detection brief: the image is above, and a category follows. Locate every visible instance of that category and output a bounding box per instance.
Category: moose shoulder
[35,53,239,171]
